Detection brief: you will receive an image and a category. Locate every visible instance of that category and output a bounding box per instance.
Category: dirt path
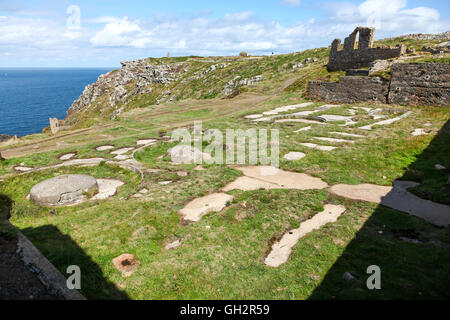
[1,93,270,160]
[275,76,300,94]
[0,124,114,159]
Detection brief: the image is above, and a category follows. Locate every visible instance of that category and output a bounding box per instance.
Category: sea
[0,68,113,137]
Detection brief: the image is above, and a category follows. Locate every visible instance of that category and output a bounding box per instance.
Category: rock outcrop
[222,75,263,96]
[64,57,264,125]
[396,31,450,41]
[66,59,185,122]
[0,134,11,142]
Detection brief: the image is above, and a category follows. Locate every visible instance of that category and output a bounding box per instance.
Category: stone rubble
[412,129,427,136]
[68,59,185,121]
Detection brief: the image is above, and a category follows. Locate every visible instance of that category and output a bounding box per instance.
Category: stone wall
[328,27,405,71]
[388,63,450,106]
[308,76,389,104]
[308,63,450,106]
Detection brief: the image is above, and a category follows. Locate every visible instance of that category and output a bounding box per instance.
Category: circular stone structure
[30,175,99,207]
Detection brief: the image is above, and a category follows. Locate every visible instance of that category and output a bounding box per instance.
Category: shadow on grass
[20,224,130,300]
[0,194,129,300]
[0,193,12,220]
[309,120,450,300]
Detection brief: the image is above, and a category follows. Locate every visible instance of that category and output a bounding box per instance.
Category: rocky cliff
[63,48,334,128]
[64,56,274,127]
[66,59,186,124]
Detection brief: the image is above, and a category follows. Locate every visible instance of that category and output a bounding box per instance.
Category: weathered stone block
[308,63,449,106]
[308,76,389,104]
[346,69,370,76]
[388,63,450,106]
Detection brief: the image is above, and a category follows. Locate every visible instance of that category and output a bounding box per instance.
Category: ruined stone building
[327,27,406,71]
[308,27,450,106]
[49,118,69,134]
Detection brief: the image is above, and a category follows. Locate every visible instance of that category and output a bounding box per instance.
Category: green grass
[2,101,449,300]
[1,34,449,300]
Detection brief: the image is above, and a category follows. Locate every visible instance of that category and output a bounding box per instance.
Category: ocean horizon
[0,67,114,137]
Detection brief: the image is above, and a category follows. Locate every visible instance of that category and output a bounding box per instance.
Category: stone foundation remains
[308,76,389,104]
[388,63,450,106]
[308,63,450,106]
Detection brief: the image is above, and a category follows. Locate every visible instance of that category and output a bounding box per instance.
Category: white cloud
[281,0,302,7]
[0,0,449,67]
[90,17,151,48]
[84,16,125,24]
[327,0,446,34]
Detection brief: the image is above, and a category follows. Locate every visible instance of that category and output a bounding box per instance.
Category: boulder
[167,145,211,164]
[30,175,98,207]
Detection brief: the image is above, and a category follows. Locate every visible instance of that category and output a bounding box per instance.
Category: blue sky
[1,0,449,67]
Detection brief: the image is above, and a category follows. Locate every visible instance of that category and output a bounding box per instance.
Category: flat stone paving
[294,126,312,132]
[329,132,365,138]
[8,100,439,280]
[96,145,115,151]
[111,147,134,155]
[226,166,328,191]
[136,139,157,146]
[283,152,306,161]
[300,143,337,151]
[265,204,346,267]
[14,166,33,172]
[59,153,76,161]
[91,179,124,201]
[223,176,280,192]
[179,193,233,223]
[329,181,450,227]
[314,137,355,144]
[360,111,412,130]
